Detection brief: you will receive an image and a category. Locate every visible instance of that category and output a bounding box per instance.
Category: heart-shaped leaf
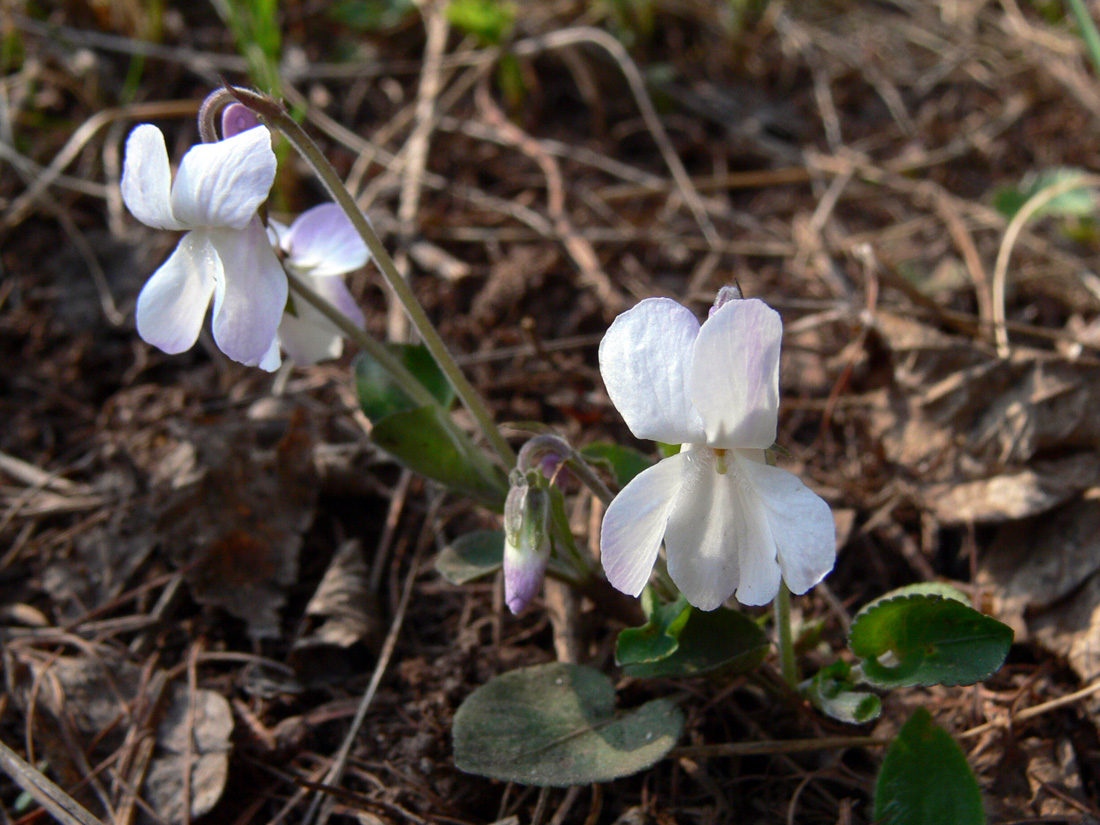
[848,593,1013,688]
[874,708,984,825]
[621,605,769,679]
[353,344,454,422]
[453,662,683,786]
[370,406,506,509]
[435,530,504,584]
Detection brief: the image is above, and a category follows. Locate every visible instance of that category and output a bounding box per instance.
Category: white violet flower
[598,296,836,610]
[269,204,370,365]
[121,122,286,370]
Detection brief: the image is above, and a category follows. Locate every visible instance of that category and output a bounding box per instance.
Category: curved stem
[228,85,515,468]
[284,270,504,493]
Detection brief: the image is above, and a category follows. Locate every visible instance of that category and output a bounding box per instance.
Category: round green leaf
[621,606,769,679]
[435,530,504,584]
[579,443,654,488]
[453,663,684,787]
[874,708,984,825]
[353,344,454,422]
[848,594,1013,688]
[370,406,506,509]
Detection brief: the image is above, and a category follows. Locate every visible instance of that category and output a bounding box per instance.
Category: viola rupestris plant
[124,86,1013,821]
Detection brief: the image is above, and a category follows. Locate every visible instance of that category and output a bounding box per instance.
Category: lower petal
[207,217,288,366]
[600,452,690,597]
[135,231,215,354]
[739,457,836,595]
[665,447,778,609]
[278,311,342,365]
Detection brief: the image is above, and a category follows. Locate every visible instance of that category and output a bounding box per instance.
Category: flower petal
[278,311,342,365]
[600,451,691,597]
[257,337,282,372]
[740,456,836,595]
[664,447,779,609]
[598,298,706,445]
[220,103,261,139]
[171,127,276,230]
[282,204,371,277]
[135,230,216,353]
[207,217,288,366]
[121,125,186,230]
[689,298,782,449]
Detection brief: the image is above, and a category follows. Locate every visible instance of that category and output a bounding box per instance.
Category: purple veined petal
[281,203,371,277]
[278,310,343,365]
[598,298,706,446]
[135,230,216,354]
[664,446,779,609]
[207,217,288,366]
[221,103,262,139]
[689,298,782,450]
[171,126,277,231]
[739,454,836,596]
[600,450,691,597]
[120,125,187,231]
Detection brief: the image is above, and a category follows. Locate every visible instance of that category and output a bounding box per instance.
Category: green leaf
[848,593,1013,688]
[874,708,984,825]
[352,344,455,422]
[453,662,683,786]
[446,0,514,44]
[621,605,769,679]
[436,530,504,584]
[616,595,691,666]
[803,661,881,725]
[370,406,506,509]
[579,442,654,487]
[992,167,1096,219]
[327,0,416,30]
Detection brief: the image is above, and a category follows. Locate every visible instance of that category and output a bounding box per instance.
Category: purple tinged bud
[709,284,744,317]
[222,103,262,139]
[502,480,551,614]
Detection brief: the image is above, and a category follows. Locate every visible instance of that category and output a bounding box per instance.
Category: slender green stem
[1068,0,1100,78]
[774,581,798,689]
[284,270,503,492]
[229,86,515,468]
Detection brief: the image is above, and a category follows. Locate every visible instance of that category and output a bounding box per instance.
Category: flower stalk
[774,581,798,689]
[227,85,516,468]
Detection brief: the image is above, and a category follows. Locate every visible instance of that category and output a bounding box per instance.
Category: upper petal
[598,298,706,445]
[739,456,836,595]
[170,127,276,230]
[600,451,690,597]
[135,230,216,353]
[689,298,783,449]
[664,446,779,609]
[282,204,371,277]
[207,217,288,366]
[121,125,186,230]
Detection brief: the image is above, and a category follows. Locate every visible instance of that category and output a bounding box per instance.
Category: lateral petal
[689,298,782,449]
[207,218,288,366]
[121,125,186,230]
[598,298,706,445]
[282,204,371,277]
[740,456,836,596]
[664,447,779,609]
[600,451,690,597]
[135,231,215,353]
[171,127,276,230]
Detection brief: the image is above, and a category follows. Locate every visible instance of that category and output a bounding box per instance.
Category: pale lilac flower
[121,123,285,370]
[268,204,369,365]
[598,297,836,610]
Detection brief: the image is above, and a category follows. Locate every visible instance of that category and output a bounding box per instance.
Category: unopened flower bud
[222,102,262,139]
[709,284,743,317]
[503,477,551,614]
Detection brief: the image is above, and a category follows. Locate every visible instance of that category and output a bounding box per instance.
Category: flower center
[713,447,728,475]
